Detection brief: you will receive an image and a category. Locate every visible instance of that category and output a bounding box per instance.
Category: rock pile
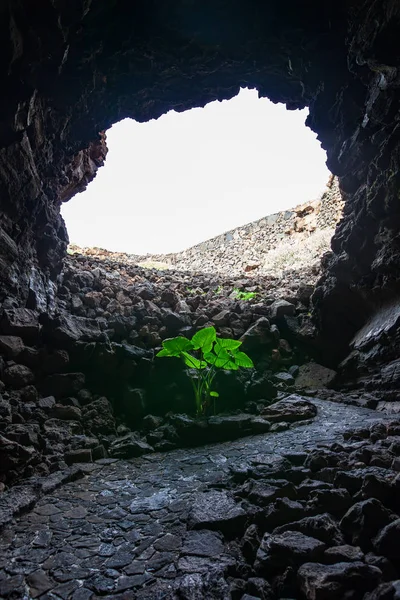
[0,246,334,488]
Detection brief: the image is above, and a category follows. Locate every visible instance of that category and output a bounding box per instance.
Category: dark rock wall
[1,0,400,364]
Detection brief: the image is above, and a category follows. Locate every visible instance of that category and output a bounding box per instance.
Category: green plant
[214,285,223,295]
[232,288,256,301]
[156,326,254,416]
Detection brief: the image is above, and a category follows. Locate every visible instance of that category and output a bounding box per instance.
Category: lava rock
[255,530,325,574]
[298,561,382,600]
[189,489,247,534]
[260,395,317,422]
[340,499,396,548]
[109,434,154,458]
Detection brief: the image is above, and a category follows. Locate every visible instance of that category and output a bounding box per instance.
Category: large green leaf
[233,351,254,368]
[156,336,193,357]
[204,350,238,370]
[215,338,242,351]
[191,326,217,353]
[182,351,207,369]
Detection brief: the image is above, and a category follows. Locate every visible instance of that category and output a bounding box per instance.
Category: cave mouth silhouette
[61,89,330,257]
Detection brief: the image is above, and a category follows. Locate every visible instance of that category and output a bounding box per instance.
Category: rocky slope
[0,245,330,488]
[84,176,342,277]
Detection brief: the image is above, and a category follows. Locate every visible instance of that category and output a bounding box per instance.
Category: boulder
[0,309,39,338]
[82,397,115,435]
[41,313,104,344]
[0,335,24,359]
[189,490,247,534]
[274,513,345,545]
[340,499,396,549]
[109,434,154,458]
[255,531,325,574]
[364,581,400,600]
[51,404,82,421]
[295,363,337,389]
[298,561,382,600]
[260,395,317,422]
[240,317,274,352]
[269,300,295,320]
[3,364,35,389]
[373,519,400,560]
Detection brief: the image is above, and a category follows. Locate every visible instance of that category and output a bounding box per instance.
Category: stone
[269,300,295,319]
[240,317,273,352]
[255,531,326,574]
[181,530,225,557]
[298,562,382,600]
[65,448,93,464]
[189,490,246,533]
[41,313,104,344]
[0,335,24,358]
[109,434,154,458]
[42,373,85,397]
[260,395,317,422]
[273,371,295,385]
[295,362,337,390]
[323,545,364,563]
[340,499,396,548]
[0,309,39,338]
[3,363,34,389]
[51,404,82,420]
[274,513,345,545]
[26,569,54,598]
[373,519,400,560]
[364,581,400,600]
[82,397,116,435]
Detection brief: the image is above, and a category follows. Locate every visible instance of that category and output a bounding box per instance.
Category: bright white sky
[62,88,329,254]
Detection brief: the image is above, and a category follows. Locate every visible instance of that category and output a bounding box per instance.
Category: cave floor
[0,399,396,599]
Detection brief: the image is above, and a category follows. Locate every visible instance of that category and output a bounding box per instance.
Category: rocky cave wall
[1,0,400,364]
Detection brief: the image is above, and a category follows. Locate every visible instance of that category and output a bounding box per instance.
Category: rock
[65,448,93,464]
[0,309,39,338]
[255,531,325,574]
[41,313,104,344]
[3,364,35,389]
[364,581,400,600]
[274,513,345,545]
[189,490,246,534]
[0,434,36,475]
[240,317,273,352]
[323,545,364,563]
[273,371,295,385]
[0,335,24,359]
[109,434,154,458]
[82,397,115,435]
[269,300,295,319]
[340,499,396,548]
[51,404,82,421]
[260,395,317,422]
[295,362,337,389]
[298,561,382,600]
[38,396,56,410]
[373,519,400,560]
[245,372,277,401]
[181,530,225,557]
[41,372,85,397]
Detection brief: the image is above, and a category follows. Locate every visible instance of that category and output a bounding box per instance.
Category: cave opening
[61,88,330,258]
